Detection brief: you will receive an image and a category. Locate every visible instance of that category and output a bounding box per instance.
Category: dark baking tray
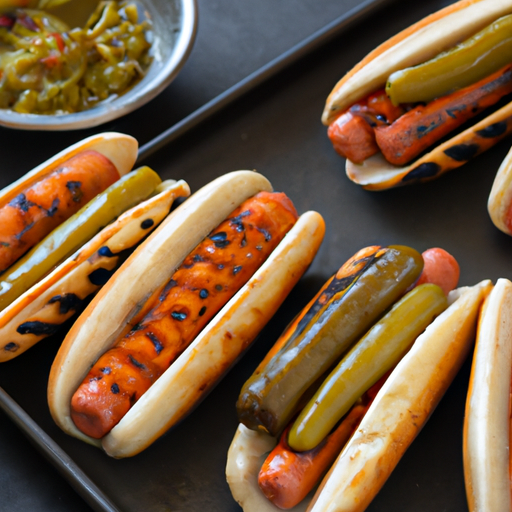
[1,0,511,510]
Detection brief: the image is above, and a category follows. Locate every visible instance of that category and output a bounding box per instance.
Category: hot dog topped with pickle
[48,171,325,457]
[323,0,512,190]
[0,133,191,362]
[227,244,491,511]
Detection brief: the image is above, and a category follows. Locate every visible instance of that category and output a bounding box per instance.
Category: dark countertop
[1,0,507,510]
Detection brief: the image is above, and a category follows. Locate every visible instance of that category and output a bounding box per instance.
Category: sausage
[327,89,405,163]
[416,247,460,295]
[70,191,299,439]
[0,150,119,272]
[374,64,512,166]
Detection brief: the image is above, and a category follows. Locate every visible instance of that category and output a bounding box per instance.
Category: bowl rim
[0,0,199,131]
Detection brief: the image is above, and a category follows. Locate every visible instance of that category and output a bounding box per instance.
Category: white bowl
[0,0,198,130]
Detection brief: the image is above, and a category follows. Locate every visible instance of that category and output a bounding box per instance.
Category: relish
[0,1,152,114]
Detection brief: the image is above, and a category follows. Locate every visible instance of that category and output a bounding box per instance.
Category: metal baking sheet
[0,0,508,510]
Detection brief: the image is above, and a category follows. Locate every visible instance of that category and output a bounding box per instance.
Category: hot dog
[0,132,192,361]
[322,0,512,190]
[227,245,491,511]
[463,278,512,512]
[48,170,325,457]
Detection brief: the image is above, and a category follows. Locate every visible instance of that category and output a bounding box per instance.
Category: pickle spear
[386,14,512,105]
[0,166,161,311]
[236,245,423,437]
[288,283,447,452]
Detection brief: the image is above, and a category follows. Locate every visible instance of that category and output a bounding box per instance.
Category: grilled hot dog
[227,244,491,511]
[48,171,325,457]
[323,0,512,190]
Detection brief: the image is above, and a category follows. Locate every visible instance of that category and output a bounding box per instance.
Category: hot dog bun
[48,171,325,457]
[463,278,512,512]
[227,280,492,511]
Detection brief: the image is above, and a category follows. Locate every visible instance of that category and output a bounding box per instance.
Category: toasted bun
[463,278,512,512]
[0,132,137,208]
[346,101,512,190]
[0,180,190,362]
[227,281,492,512]
[322,0,512,125]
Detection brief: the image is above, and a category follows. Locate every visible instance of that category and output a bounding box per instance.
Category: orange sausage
[0,150,119,273]
[327,90,405,163]
[70,191,298,439]
[258,373,389,509]
[416,247,460,296]
[375,65,512,166]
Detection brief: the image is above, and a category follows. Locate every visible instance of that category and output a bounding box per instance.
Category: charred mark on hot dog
[444,143,479,161]
[88,268,114,286]
[15,222,34,240]
[111,383,120,394]
[4,342,18,352]
[46,198,60,217]
[17,321,60,336]
[10,194,36,212]
[140,218,154,229]
[98,246,115,258]
[476,121,508,138]
[159,279,178,302]
[209,231,230,248]
[47,293,82,314]
[402,162,441,182]
[128,354,147,371]
[70,191,298,439]
[65,181,83,203]
[146,332,163,354]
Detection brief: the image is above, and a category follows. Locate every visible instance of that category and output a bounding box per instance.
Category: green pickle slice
[236,245,424,437]
[386,14,512,105]
[288,283,447,452]
[0,166,161,312]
